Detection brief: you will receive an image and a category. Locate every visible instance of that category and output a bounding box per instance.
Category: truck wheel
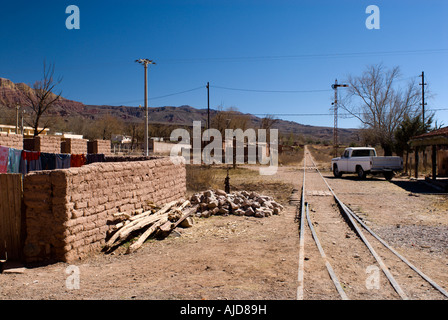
[384,172,394,181]
[333,165,342,178]
[357,166,366,179]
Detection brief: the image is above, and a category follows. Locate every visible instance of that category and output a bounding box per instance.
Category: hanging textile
[86,153,105,164]
[21,150,42,174]
[56,154,71,169]
[40,152,57,170]
[7,148,22,173]
[70,154,86,167]
[0,145,9,173]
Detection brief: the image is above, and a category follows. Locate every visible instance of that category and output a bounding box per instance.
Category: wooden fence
[0,174,23,261]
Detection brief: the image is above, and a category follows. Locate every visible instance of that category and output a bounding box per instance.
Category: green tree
[394,114,433,172]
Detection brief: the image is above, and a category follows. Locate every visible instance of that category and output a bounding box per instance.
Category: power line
[157,48,448,64]
[211,85,331,93]
[103,86,204,105]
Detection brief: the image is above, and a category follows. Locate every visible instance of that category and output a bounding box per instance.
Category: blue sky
[1,0,447,129]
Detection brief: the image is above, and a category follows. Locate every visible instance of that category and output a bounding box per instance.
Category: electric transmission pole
[419,71,428,171]
[419,71,427,126]
[207,82,210,130]
[16,103,20,134]
[135,58,156,156]
[331,79,348,158]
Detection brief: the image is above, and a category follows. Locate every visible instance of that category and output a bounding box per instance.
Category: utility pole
[419,71,427,126]
[206,82,210,130]
[419,71,428,172]
[331,79,348,158]
[135,58,156,156]
[16,103,20,134]
[21,110,25,135]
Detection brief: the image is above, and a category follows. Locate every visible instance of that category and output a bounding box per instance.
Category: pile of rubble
[190,189,284,218]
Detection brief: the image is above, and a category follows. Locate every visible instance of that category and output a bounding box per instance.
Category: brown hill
[0,77,358,144]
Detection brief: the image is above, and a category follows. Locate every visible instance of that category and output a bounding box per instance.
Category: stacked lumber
[104,199,197,254]
[190,189,284,218]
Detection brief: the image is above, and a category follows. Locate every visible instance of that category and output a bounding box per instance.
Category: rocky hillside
[0,77,85,116]
[0,77,358,144]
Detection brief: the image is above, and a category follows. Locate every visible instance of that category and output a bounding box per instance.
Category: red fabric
[22,151,41,161]
[0,146,9,173]
[70,154,86,167]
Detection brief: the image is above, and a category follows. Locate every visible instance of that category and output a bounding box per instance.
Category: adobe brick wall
[0,132,23,149]
[22,156,186,263]
[61,138,88,154]
[24,135,62,153]
[88,140,111,155]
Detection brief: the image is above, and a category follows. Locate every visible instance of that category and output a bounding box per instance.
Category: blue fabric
[7,148,22,173]
[56,154,71,169]
[40,152,57,170]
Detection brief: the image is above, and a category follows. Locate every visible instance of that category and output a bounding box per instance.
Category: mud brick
[74,201,88,210]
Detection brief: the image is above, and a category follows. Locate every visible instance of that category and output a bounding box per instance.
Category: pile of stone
[190,189,284,218]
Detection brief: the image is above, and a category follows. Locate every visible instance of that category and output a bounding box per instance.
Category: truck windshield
[351,149,375,157]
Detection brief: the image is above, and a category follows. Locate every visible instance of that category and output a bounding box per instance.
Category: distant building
[111,134,132,145]
[0,124,50,137]
[54,132,84,139]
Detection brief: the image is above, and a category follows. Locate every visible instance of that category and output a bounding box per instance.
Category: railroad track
[296,147,448,300]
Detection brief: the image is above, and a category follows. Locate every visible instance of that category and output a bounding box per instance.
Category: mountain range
[0,77,358,144]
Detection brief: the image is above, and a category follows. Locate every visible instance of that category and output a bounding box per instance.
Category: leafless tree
[18,61,62,136]
[260,114,278,130]
[210,106,251,134]
[340,64,421,155]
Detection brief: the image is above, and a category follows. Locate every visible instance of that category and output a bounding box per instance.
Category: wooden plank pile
[103,199,198,254]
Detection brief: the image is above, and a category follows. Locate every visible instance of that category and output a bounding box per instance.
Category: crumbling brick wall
[61,138,88,154]
[22,156,186,263]
[88,140,111,155]
[24,136,62,153]
[0,132,23,149]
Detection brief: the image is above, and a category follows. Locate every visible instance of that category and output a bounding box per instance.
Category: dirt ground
[0,151,447,300]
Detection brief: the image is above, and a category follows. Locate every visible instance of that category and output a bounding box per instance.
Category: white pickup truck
[331,147,403,180]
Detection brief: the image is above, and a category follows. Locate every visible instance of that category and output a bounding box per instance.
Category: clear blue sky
[1,0,447,129]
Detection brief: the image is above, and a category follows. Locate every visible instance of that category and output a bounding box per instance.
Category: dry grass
[186,164,219,192]
[307,145,335,168]
[185,164,294,205]
[278,148,304,166]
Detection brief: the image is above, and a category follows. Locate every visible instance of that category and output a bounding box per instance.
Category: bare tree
[340,64,421,155]
[18,61,62,136]
[211,106,251,135]
[260,114,278,130]
[124,121,144,150]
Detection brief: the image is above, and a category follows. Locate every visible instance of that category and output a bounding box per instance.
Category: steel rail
[307,153,409,300]
[342,203,448,298]
[305,202,349,300]
[296,153,306,300]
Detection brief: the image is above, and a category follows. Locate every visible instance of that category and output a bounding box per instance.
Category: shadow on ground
[390,180,447,195]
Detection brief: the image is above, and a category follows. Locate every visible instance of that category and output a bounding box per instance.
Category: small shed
[409,127,448,190]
